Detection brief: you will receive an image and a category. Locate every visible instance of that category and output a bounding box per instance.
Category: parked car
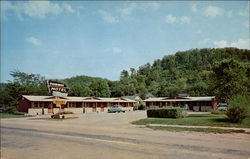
[51,111,74,119]
[108,105,126,113]
[217,103,228,111]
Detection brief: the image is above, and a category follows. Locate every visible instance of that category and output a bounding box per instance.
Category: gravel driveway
[1,111,250,159]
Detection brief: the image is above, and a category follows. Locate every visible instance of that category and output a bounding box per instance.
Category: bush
[226,95,249,123]
[147,107,187,118]
[138,104,145,110]
[5,107,17,114]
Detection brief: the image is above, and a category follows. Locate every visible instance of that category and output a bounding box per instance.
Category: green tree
[0,71,49,113]
[0,82,26,112]
[10,70,48,95]
[120,70,129,80]
[68,84,92,97]
[90,79,111,97]
[226,95,249,123]
[211,59,248,102]
[108,81,124,97]
[148,81,160,96]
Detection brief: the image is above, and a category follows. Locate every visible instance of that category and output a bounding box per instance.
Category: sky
[1,1,249,82]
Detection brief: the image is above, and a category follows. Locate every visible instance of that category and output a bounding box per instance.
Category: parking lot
[1,111,250,159]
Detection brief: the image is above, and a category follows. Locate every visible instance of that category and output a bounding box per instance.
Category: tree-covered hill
[60,47,249,98]
[61,75,110,97]
[62,75,106,87]
[1,47,249,112]
[118,47,250,98]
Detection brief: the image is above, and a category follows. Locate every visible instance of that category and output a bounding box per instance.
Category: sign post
[47,80,69,113]
[47,80,69,97]
[53,99,67,112]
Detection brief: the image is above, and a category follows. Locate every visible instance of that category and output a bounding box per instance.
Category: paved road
[1,111,250,159]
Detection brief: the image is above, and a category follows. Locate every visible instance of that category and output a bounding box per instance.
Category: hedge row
[147,107,187,118]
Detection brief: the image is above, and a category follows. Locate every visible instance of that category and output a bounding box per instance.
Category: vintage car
[108,105,126,113]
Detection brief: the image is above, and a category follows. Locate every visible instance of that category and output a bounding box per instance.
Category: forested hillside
[1,47,249,112]
[122,47,250,98]
[62,47,250,98]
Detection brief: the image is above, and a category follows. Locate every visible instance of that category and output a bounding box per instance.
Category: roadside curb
[147,124,250,133]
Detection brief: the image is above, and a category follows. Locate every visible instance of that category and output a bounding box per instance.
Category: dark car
[108,105,126,113]
[51,111,73,119]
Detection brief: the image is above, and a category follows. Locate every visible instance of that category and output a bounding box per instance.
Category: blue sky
[1,1,249,82]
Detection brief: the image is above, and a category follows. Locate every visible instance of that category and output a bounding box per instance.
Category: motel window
[206,101,211,106]
[33,102,43,108]
[69,102,76,107]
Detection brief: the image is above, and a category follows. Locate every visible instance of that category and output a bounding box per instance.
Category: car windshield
[219,103,228,107]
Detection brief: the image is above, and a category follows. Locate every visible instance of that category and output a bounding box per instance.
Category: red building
[144,96,217,112]
[18,95,136,115]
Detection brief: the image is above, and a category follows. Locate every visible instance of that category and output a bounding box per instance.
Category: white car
[217,103,228,111]
[108,105,126,113]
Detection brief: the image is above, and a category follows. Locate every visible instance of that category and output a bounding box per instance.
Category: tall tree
[68,84,92,97]
[90,79,111,97]
[120,70,129,80]
[211,59,248,102]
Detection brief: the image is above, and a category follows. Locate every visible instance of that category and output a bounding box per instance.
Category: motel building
[144,96,217,112]
[18,95,136,115]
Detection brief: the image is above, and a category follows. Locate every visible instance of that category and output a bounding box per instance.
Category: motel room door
[48,103,52,113]
[188,103,193,110]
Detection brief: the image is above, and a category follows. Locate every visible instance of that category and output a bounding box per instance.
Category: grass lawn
[0,113,28,119]
[132,114,250,128]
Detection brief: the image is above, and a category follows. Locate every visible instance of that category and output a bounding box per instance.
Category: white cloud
[112,47,122,53]
[1,1,77,19]
[191,4,198,13]
[165,14,176,24]
[117,2,160,17]
[165,15,191,24]
[63,2,75,13]
[26,37,42,46]
[204,6,223,18]
[98,10,118,23]
[138,2,160,11]
[230,39,250,49]
[22,1,62,19]
[213,38,250,49]
[180,16,190,24]
[117,3,137,16]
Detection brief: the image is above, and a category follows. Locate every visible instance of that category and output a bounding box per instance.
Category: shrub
[138,104,145,110]
[5,107,17,114]
[226,95,249,123]
[147,107,187,118]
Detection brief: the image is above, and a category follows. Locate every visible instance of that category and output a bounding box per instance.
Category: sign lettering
[47,80,69,97]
